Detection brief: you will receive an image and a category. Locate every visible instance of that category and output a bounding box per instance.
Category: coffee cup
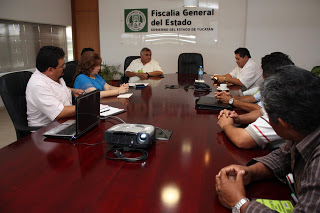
[219,83,228,90]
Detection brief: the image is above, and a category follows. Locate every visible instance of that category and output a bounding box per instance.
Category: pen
[286,173,298,203]
[286,173,296,194]
[291,193,298,203]
[100,109,110,113]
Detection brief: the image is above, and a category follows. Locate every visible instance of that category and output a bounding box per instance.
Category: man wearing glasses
[26,46,83,127]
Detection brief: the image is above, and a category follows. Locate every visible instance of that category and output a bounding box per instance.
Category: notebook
[43,89,100,139]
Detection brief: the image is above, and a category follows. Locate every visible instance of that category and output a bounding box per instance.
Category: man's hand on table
[216,165,253,209]
[218,109,240,127]
[215,91,232,104]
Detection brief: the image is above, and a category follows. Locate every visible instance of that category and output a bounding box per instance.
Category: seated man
[125,47,163,83]
[214,48,263,90]
[26,46,83,127]
[216,65,320,212]
[215,52,294,112]
[217,52,294,149]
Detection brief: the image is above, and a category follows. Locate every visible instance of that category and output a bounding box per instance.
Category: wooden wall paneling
[71,0,100,61]
[74,0,98,11]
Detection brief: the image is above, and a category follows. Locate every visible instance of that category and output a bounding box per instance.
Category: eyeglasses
[55,63,66,69]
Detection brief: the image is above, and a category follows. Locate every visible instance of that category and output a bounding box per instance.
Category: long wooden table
[0,74,290,212]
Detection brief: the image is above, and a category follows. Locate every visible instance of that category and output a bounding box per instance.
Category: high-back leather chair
[121,56,141,83]
[0,71,41,140]
[178,53,204,74]
[63,60,78,88]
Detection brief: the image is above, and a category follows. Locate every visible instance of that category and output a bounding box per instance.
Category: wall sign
[124,9,148,33]
[124,8,216,33]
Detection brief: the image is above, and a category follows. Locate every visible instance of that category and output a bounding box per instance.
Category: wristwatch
[146,72,150,78]
[229,98,234,105]
[232,198,249,213]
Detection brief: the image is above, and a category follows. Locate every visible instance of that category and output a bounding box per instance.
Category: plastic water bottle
[198,66,204,81]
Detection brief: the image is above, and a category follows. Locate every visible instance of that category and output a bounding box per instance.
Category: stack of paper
[117,93,133,98]
[128,83,149,87]
[100,104,125,117]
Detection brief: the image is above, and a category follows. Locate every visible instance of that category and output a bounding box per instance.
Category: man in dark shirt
[215,65,320,212]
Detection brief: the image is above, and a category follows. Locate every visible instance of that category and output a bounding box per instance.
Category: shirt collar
[241,58,252,70]
[139,59,152,65]
[34,69,64,86]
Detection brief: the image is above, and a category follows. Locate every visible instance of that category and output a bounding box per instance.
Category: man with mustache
[26,46,83,127]
[214,48,263,90]
[125,47,163,83]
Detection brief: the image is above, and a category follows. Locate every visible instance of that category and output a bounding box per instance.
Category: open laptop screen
[76,89,100,137]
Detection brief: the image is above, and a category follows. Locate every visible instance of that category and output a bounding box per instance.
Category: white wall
[0,0,72,107]
[246,0,320,71]
[99,0,248,75]
[0,0,72,26]
[1,0,319,108]
[99,0,320,74]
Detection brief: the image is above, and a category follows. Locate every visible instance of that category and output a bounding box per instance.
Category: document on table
[100,104,125,117]
[128,83,149,87]
[117,93,133,98]
[255,199,293,213]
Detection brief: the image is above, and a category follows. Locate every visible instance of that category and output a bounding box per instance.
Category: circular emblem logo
[126,10,147,31]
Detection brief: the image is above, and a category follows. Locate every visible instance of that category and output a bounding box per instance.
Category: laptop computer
[43,89,100,139]
[195,96,232,111]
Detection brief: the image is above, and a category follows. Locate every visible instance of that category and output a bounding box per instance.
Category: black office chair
[63,60,78,88]
[120,56,141,84]
[178,53,204,74]
[0,71,42,140]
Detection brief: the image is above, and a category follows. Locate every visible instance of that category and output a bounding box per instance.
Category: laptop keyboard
[56,123,76,135]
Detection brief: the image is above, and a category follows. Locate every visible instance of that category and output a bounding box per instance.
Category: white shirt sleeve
[237,59,263,89]
[242,87,260,96]
[229,67,238,78]
[245,114,283,148]
[126,59,141,73]
[253,90,261,101]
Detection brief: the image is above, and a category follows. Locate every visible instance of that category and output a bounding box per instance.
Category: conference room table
[0,74,291,212]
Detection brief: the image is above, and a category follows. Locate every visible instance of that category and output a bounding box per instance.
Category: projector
[104,124,155,148]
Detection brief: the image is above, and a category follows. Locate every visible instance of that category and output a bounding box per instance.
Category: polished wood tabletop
[0,74,290,212]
